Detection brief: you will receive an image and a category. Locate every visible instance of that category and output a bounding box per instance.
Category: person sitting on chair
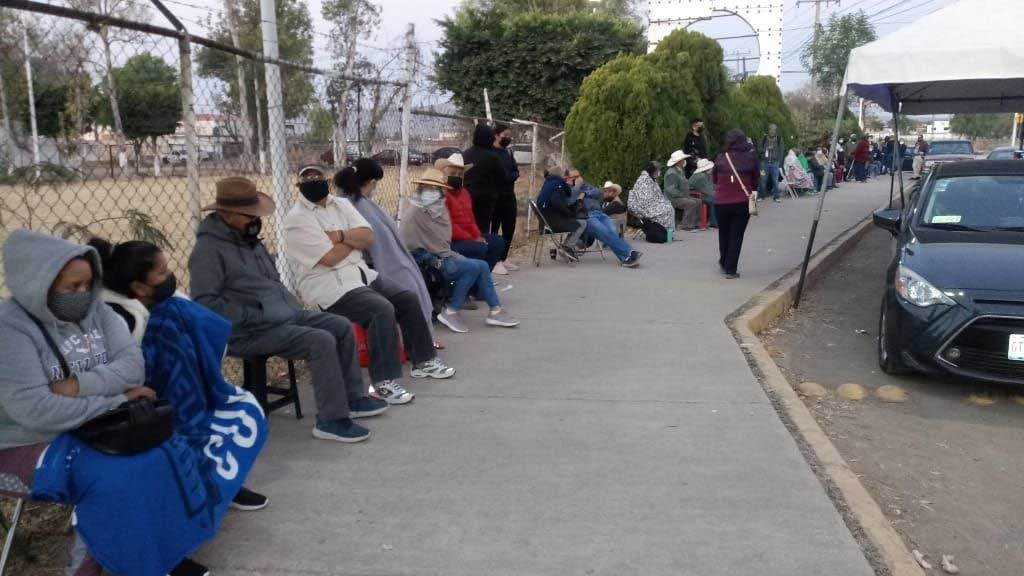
[438,153,506,270]
[663,150,702,231]
[189,177,387,444]
[400,168,520,334]
[282,167,456,407]
[568,169,642,268]
[535,163,587,262]
[689,158,717,228]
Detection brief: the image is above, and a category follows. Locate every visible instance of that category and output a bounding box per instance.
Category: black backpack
[641,218,668,244]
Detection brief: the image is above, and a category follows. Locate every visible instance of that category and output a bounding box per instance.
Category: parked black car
[371,149,426,166]
[873,160,1024,384]
[431,147,462,163]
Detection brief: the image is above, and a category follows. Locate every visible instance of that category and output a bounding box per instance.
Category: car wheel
[878,295,909,374]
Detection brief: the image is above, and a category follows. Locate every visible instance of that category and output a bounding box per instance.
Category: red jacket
[854,139,871,163]
[445,188,480,241]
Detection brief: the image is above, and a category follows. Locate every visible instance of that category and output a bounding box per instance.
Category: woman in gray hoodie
[0,229,153,575]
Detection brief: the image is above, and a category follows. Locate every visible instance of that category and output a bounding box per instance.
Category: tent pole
[896,101,905,208]
[888,95,897,209]
[794,86,848,309]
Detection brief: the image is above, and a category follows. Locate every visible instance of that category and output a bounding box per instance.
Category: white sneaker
[438,308,469,333]
[492,261,509,275]
[411,357,456,379]
[372,380,414,405]
[502,261,520,271]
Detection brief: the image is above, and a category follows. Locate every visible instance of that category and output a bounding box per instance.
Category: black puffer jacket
[462,124,505,205]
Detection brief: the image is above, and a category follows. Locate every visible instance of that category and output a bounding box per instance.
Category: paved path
[204,180,892,576]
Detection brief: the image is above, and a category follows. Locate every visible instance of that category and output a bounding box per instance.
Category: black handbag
[28,310,174,456]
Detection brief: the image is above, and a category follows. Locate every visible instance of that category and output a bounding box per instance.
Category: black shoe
[230,486,269,511]
[621,251,642,268]
[725,272,741,279]
[168,558,210,576]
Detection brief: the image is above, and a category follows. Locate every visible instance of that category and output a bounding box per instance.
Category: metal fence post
[528,122,538,232]
[396,23,415,219]
[253,70,266,175]
[225,0,254,172]
[259,0,293,287]
[21,24,40,176]
[178,36,202,233]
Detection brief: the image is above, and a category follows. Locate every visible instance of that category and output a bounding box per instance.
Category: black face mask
[148,274,177,305]
[447,176,463,190]
[299,180,330,203]
[696,126,705,134]
[244,217,262,240]
[499,137,512,148]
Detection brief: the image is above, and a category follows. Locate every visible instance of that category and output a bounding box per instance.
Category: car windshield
[929,141,973,155]
[920,175,1024,231]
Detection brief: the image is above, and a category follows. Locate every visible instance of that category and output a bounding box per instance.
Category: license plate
[1009,334,1024,361]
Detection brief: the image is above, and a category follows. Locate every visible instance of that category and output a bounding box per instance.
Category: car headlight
[896,264,956,307]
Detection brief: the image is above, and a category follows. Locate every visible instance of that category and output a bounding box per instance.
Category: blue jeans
[442,256,499,310]
[451,234,505,270]
[586,212,632,261]
[762,162,781,200]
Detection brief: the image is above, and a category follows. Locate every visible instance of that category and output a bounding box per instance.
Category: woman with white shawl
[784,149,814,190]
[627,161,675,230]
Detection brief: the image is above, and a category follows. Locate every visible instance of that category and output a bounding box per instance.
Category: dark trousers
[470,191,497,237]
[229,310,365,421]
[715,202,750,275]
[326,276,436,383]
[490,194,517,262]
[452,234,506,270]
[854,161,867,182]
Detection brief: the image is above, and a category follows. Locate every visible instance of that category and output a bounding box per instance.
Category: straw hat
[203,177,275,216]
[666,150,690,167]
[694,158,714,175]
[434,153,473,172]
[412,168,449,189]
[602,181,622,195]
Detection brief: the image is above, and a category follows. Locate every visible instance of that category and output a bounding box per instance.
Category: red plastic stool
[352,322,407,368]
[690,191,709,229]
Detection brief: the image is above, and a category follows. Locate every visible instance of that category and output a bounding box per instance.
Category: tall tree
[321,0,380,167]
[950,113,1014,140]
[434,7,644,124]
[726,76,797,151]
[467,0,636,17]
[785,82,859,148]
[800,11,876,96]
[353,56,403,156]
[96,53,181,174]
[197,0,315,120]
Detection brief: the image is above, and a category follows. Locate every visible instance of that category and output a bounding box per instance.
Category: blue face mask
[420,188,443,205]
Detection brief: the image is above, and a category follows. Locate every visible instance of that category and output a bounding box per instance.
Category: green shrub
[564,54,700,192]
[721,76,798,153]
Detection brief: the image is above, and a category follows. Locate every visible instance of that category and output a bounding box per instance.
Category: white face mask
[419,187,443,205]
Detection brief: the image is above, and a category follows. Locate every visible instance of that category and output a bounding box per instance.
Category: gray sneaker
[411,358,456,379]
[485,308,521,328]
[438,308,469,333]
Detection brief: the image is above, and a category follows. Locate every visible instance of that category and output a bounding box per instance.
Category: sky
[164,0,959,97]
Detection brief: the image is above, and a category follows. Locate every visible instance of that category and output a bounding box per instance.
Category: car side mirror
[873,208,901,235]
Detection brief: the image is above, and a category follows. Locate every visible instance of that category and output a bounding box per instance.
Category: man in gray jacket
[188,177,387,444]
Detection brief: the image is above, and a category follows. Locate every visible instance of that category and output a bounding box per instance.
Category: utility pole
[797,0,839,93]
[22,24,40,177]
[225,0,255,172]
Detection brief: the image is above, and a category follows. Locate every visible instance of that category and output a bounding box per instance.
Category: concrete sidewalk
[204,180,893,576]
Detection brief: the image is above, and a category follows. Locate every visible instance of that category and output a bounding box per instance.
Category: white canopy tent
[794,0,1024,305]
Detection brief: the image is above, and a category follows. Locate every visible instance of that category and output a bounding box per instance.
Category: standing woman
[462,123,505,235]
[332,159,438,345]
[490,123,519,274]
[713,129,759,279]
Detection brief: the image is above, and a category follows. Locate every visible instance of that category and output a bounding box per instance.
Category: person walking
[713,129,758,279]
[462,123,505,235]
[682,118,708,178]
[489,123,519,275]
[912,135,929,180]
[853,135,871,183]
[759,124,785,203]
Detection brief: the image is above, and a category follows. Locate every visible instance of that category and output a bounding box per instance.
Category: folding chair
[529,200,575,267]
[780,172,802,199]
[0,497,25,576]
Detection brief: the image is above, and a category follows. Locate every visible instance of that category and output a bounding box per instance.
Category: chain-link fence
[0,0,414,295]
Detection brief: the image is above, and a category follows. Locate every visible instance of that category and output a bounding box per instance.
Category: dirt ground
[762,227,1024,576]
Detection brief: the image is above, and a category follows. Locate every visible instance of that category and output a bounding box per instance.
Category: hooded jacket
[713,129,760,205]
[462,125,505,205]
[189,213,303,342]
[0,229,143,450]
